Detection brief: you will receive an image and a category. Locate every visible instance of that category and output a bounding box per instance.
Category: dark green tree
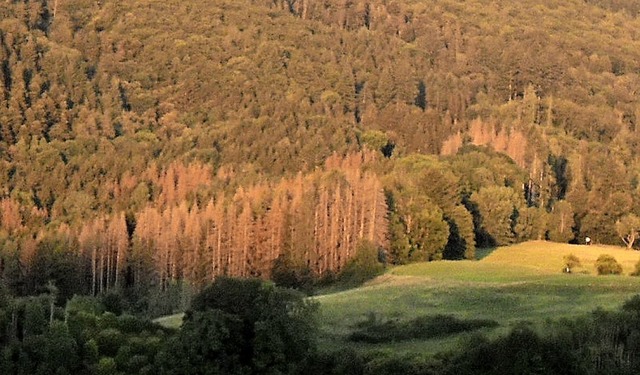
[472,186,523,246]
[158,277,318,375]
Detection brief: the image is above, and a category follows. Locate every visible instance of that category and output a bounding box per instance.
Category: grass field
[153,313,184,328]
[315,241,640,355]
[154,241,640,355]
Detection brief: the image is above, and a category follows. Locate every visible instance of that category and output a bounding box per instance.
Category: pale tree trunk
[99,253,104,294]
[622,232,637,249]
[53,0,59,18]
[116,213,129,289]
[313,202,319,269]
[91,247,97,295]
[321,188,330,275]
[368,177,378,242]
[329,186,340,272]
[216,224,222,277]
[345,189,354,262]
[106,240,112,291]
[240,202,251,277]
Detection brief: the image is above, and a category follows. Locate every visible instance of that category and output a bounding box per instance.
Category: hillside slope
[318,241,640,354]
[1,0,640,309]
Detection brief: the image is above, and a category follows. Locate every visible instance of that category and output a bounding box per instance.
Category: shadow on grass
[475,247,498,260]
[348,312,498,343]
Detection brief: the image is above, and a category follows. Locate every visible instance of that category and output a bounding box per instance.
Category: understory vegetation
[348,313,498,343]
[1,0,640,316]
[596,254,624,275]
[4,276,640,374]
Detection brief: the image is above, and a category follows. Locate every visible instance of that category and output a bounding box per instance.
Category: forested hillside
[1,0,640,310]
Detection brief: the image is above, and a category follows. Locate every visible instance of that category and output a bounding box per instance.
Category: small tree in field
[563,254,581,273]
[595,254,623,275]
[616,214,640,249]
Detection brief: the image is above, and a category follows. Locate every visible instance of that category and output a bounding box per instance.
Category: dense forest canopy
[0,0,639,309]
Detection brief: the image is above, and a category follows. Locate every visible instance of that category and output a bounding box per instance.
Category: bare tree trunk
[313,202,319,266]
[344,189,353,262]
[91,247,97,295]
[99,253,104,294]
[368,178,378,242]
[106,243,112,291]
[321,189,330,275]
[330,186,340,272]
[216,225,222,277]
[114,248,120,289]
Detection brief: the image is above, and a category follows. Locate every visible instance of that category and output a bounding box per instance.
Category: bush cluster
[348,313,498,343]
[562,253,581,273]
[337,240,385,286]
[595,254,623,275]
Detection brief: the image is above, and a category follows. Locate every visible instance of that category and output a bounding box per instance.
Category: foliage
[318,242,640,360]
[386,209,412,264]
[100,291,125,315]
[384,156,465,263]
[616,214,640,249]
[563,254,582,273]
[515,207,548,242]
[471,186,523,246]
[271,253,315,293]
[442,324,584,375]
[26,236,85,304]
[66,295,105,316]
[0,293,168,375]
[3,2,640,362]
[631,258,640,277]
[547,201,575,243]
[595,254,623,275]
[159,277,318,375]
[157,309,246,375]
[621,295,640,312]
[348,313,498,343]
[9,245,640,373]
[360,130,392,155]
[313,293,640,374]
[2,0,640,309]
[443,205,476,260]
[0,284,12,346]
[338,240,385,286]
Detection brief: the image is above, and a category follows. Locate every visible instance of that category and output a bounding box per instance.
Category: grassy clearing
[481,240,640,275]
[316,241,640,355]
[153,313,184,329]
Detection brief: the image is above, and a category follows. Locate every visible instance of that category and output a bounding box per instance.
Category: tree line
[0,146,587,313]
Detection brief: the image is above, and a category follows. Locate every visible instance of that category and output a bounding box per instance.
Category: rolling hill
[316,241,640,354]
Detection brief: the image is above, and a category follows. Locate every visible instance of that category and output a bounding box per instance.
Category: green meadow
[315,241,640,354]
[155,241,640,355]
